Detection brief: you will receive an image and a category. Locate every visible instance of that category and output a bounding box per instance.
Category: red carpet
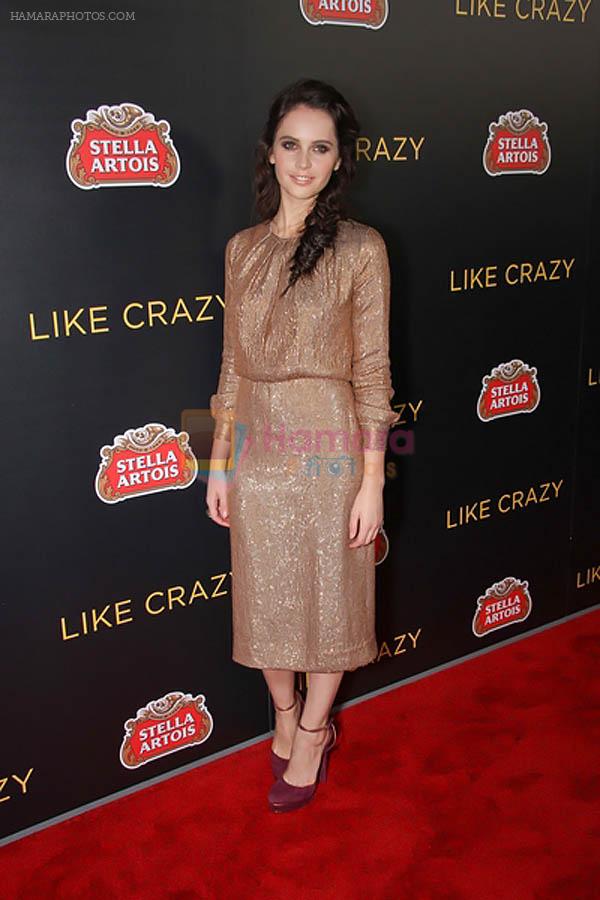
[2,609,599,899]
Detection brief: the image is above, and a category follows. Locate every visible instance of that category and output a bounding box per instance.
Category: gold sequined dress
[210,218,400,672]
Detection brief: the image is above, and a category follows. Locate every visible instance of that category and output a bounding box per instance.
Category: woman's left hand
[348,479,384,548]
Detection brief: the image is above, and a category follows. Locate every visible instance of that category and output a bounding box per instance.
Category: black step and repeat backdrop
[2,1,598,843]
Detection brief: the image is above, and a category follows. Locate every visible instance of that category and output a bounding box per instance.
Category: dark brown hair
[253,77,360,295]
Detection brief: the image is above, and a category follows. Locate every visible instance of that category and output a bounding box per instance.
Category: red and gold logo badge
[120,691,214,769]
[300,0,388,29]
[477,359,541,421]
[95,422,198,503]
[473,576,532,637]
[66,102,180,189]
[483,109,551,175]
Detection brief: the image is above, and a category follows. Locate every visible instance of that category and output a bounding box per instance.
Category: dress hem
[232,642,378,674]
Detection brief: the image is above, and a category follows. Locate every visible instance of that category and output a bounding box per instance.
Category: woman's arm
[206,235,239,526]
[348,226,400,547]
[209,235,240,444]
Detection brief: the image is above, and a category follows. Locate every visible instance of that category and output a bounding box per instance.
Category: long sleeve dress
[209,218,400,672]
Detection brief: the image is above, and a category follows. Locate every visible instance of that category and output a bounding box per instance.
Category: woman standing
[206,78,400,813]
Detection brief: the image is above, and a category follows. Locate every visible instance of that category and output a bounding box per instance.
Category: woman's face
[269,104,341,202]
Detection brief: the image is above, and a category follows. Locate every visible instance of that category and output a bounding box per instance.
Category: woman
[206,78,400,813]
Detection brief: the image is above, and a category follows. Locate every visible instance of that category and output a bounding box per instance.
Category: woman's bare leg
[283,671,344,786]
[262,668,300,758]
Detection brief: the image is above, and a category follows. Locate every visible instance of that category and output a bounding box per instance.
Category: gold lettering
[446,499,491,528]
[60,600,134,639]
[60,616,79,641]
[455,0,506,16]
[394,633,406,655]
[29,306,110,339]
[392,136,408,160]
[524,486,538,506]
[210,572,230,599]
[170,297,194,324]
[28,312,50,341]
[576,564,600,588]
[189,579,210,603]
[91,605,112,631]
[11,768,34,794]
[115,599,134,625]
[62,308,87,336]
[145,590,164,615]
[538,481,551,502]
[122,301,144,329]
[409,400,423,420]
[167,585,187,610]
[408,628,422,648]
[376,627,422,663]
[373,136,391,162]
[355,136,424,162]
[377,641,392,661]
[409,136,425,159]
[513,0,590,23]
[146,300,169,327]
[89,306,109,333]
[195,295,214,321]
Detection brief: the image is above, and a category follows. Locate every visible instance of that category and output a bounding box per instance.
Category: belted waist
[238,373,351,385]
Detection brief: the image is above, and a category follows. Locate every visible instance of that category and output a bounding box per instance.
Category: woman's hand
[206,437,232,527]
[348,477,384,548]
[206,473,231,527]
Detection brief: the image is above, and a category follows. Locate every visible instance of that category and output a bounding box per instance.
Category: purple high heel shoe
[270,689,304,780]
[268,717,337,813]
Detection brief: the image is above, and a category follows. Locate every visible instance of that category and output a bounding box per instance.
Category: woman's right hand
[206,437,233,527]
[206,472,231,527]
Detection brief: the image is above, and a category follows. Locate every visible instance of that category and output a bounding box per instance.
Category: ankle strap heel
[297,720,329,733]
[298,718,337,747]
[298,718,337,783]
[270,690,304,780]
[268,717,337,812]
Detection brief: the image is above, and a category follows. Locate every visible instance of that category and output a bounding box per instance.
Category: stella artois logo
[483,109,551,175]
[95,422,198,503]
[66,102,181,189]
[477,359,541,421]
[473,577,532,637]
[120,691,214,769]
[300,0,388,29]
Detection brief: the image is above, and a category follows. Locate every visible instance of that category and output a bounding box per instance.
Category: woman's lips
[289,174,314,185]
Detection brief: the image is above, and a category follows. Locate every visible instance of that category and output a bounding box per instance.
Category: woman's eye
[281,141,329,153]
